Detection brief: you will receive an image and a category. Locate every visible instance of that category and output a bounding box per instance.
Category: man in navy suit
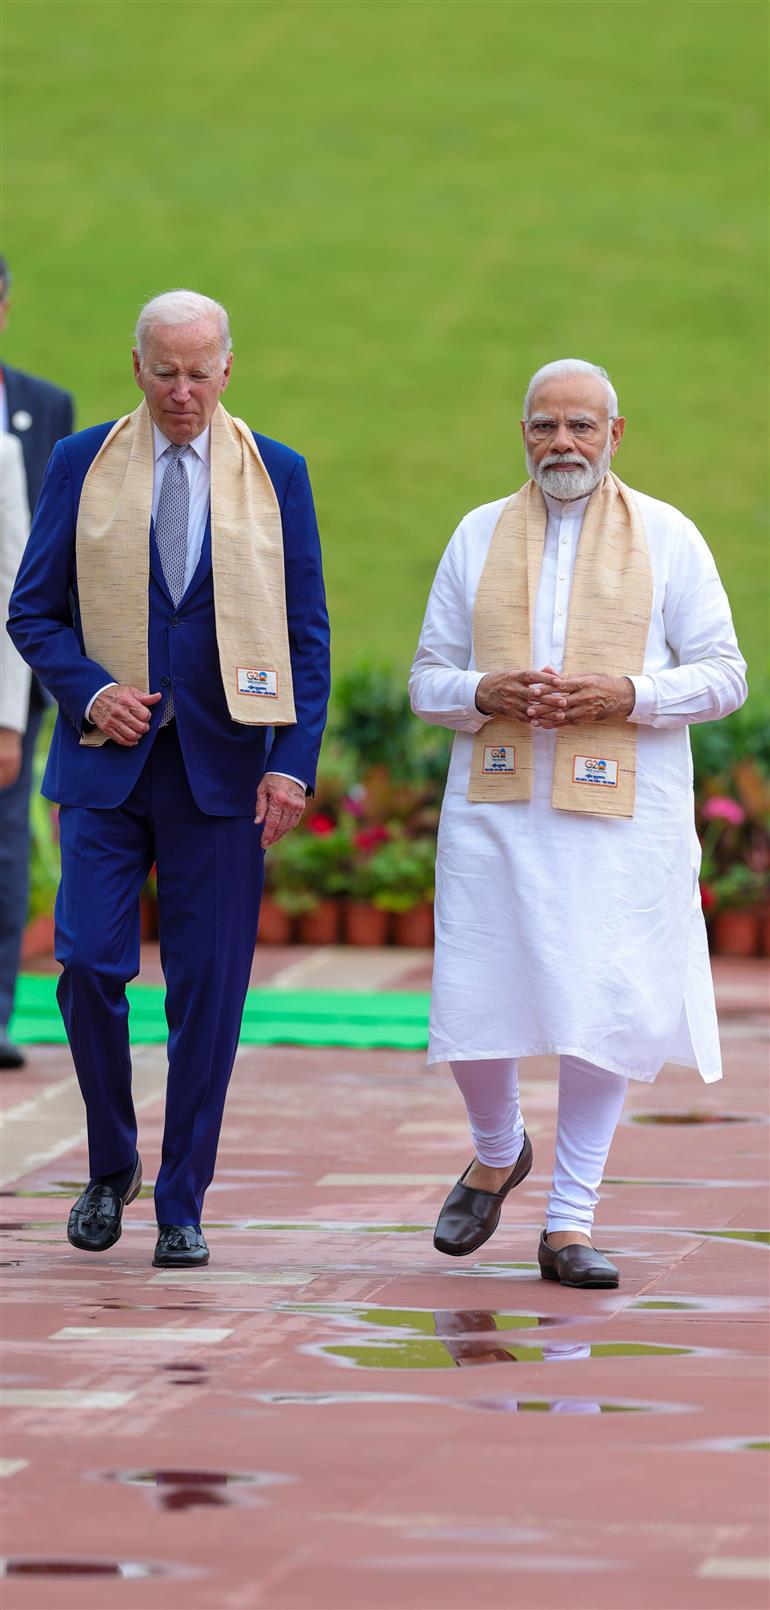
[0,253,75,1070]
[8,289,330,1266]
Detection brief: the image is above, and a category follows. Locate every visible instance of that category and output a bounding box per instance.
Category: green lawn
[3,1,767,691]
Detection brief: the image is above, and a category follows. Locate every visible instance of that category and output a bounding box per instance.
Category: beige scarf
[468,473,652,818]
[75,400,296,748]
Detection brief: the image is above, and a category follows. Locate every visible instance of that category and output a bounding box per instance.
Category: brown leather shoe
[433,1133,533,1257]
[537,1230,619,1288]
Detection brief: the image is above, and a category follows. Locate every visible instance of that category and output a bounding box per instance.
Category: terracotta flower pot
[344,901,390,947]
[257,896,294,945]
[296,900,340,946]
[21,913,56,961]
[712,908,759,958]
[392,902,434,948]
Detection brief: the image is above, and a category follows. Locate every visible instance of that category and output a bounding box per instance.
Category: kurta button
[161,676,170,686]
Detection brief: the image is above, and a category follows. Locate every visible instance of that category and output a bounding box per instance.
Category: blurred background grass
[3,0,767,688]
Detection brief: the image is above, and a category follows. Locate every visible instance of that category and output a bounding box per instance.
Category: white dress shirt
[409,482,747,1083]
[86,422,305,791]
[0,433,32,731]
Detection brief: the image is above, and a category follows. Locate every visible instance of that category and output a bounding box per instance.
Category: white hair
[524,359,618,420]
[135,289,231,361]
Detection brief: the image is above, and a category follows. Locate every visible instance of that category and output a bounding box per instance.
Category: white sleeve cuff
[267,771,307,793]
[84,682,118,724]
[466,670,493,731]
[626,674,656,724]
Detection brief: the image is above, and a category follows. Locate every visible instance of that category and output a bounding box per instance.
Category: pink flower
[355,824,391,852]
[701,796,745,827]
[307,813,336,836]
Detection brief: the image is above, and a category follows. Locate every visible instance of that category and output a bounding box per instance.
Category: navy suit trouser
[0,694,44,1031]
[55,723,264,1226]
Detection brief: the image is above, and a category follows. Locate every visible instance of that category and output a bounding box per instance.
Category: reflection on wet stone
[103,1468,289,1512]
[248,1391,687,1415]
[1,1559,172,1579]
[628,1111,764,1125]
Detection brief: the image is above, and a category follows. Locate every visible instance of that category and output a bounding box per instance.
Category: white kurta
[409,485,748,1083]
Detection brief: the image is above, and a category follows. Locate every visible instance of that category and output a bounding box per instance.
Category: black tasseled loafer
[433,1132,533,1257]
[67,1156,142,1252]
[153,1225,210,1267]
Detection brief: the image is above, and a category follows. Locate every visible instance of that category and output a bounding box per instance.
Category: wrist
[619,676,636,716]
[475,674,493,715]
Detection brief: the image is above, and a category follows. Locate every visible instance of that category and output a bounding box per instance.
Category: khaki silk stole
[75,400,296,748]
[468,474,653,818]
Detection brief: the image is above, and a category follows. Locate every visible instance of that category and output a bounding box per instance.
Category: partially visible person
[0,257,75,1068]
[0,257,75,509]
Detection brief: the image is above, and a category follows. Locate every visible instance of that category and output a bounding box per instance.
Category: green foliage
[691,700,770,794]
[333,662,415,778]
[3,1,766,685]
[28,714,59,920]
[267,826,351,916]
[367,837,436,914]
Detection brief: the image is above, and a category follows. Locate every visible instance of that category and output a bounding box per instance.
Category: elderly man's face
[521,374,625,500]
[132,318,232,444]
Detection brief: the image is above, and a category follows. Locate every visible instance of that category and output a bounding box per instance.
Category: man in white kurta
[409,359,747,1287]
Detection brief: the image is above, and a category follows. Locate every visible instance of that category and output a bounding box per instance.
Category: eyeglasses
[525,417,614,441]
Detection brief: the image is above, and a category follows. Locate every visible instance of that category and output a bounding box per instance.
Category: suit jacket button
[171,616,180,626]
[161,676,170,687]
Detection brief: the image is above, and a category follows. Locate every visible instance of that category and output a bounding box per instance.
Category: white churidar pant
[450,1054,629,1233]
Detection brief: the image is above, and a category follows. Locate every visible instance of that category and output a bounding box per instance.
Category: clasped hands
[89,682,306,846]
[475,667,636,727]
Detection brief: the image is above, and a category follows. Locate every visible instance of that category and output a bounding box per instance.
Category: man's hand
[476,669,567,728]
[556,673,636,725]
[0,728,22,789]
[255,773,307,848]
[89,685,162,746]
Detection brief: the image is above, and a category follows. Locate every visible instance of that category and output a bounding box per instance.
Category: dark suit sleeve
[57,390,75,439]
[6,442,115,731]
[267,455,331,793]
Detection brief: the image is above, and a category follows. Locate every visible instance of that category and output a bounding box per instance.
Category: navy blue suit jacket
[7,422,330,815]
[3,365,75,509]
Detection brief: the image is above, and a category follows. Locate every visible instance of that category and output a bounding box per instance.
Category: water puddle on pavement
[247,1390,690,1415]
[684,1437,770,1453]
[627,1111,765,1126]
[287,1304,701,1369]
[630,1295,768,1314]
[1,1559,187,1579]
[241,1220,430,1235]
[604,1178,765,1189]
[102,1468,292,1511]
[310,1336,698,1369]
[688,1229,770,1246]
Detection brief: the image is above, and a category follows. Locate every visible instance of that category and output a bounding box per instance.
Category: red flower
[355,824,391,851]
[307,813,336,836]
[699,882,715,913]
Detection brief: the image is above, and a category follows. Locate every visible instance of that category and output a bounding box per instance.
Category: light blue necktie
[154,445,190,724]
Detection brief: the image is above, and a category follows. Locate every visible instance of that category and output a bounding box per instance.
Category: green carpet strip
[11,973,430,1050]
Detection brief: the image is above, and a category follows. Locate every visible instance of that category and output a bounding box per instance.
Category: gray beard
[526,438,612,500]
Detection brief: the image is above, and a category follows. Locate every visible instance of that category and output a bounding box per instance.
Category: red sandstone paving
[1,959,768,1609]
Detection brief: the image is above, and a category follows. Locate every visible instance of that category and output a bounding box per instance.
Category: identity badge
[237,667,278,697]
[483,745,516,774]
[573,754,618,786]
